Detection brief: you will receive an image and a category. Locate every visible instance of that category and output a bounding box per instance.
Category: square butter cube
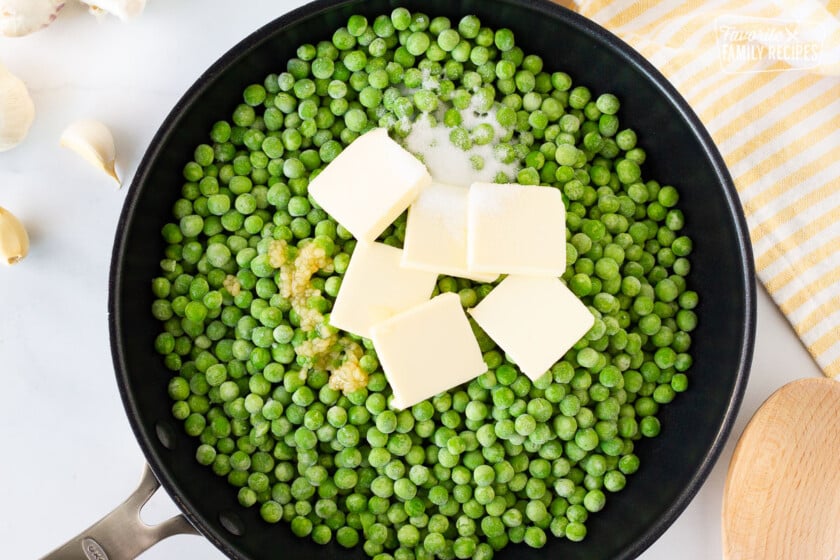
[402,181,499,283]
[329,242,437,339]
[467,182,566,277]
[468,275,594,381]
[371,293,487,410]
[308,128,431,242]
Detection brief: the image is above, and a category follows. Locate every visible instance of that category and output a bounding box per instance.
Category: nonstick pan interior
[109,0,755,558]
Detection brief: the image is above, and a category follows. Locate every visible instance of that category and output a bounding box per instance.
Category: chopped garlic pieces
[274,240,331,331]
[328,344,368,393]
[222,274,241,296]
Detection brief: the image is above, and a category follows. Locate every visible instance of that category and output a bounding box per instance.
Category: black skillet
[41,0,755,558]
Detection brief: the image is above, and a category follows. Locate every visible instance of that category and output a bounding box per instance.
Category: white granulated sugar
[461,95,509,139]
[395,116,413,138]
[421,68,440,92]
[404,105,520,187]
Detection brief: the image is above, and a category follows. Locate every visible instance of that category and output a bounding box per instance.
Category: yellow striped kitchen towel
[557,0,840,377]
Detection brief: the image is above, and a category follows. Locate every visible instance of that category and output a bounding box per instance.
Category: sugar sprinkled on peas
[152,9,697,559]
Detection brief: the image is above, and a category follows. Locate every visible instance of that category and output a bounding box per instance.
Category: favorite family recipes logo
[715,15,825,73]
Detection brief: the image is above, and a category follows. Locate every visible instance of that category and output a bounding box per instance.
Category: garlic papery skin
[60,120,121,185]
[80,0,145,21]
[0,0,65,37]
[0,207,30,266]
[0,64,35,152]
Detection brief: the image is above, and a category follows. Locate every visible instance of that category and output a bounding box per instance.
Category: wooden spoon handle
[722,378,840,560]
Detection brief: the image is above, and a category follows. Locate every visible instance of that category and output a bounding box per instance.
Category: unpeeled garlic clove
[0,206,30,265]
[0,0,65,37]
[0,64,35,152]
[80,0,145,21]
[60,119,120,185]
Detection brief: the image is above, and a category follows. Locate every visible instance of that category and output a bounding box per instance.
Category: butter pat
[468,275,594,381]
[371,293,487,409]
[309,128,431,242]
[467,182,566,277]
[328,242,437,339]
[402,181,499,283]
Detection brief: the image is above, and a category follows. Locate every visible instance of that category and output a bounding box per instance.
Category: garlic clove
[0,0,65,37]
[0,64,36,152]
[60,119,121,185]
[79,0,145,21]
[0,206,30,266]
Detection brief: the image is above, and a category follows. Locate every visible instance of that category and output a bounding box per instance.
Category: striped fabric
[557,0,840,377]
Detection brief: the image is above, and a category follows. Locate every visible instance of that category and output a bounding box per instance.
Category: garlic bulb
[60,120,120,184]
[80,0,145,21]
[0,64,35,152]
[0,206,30,266]
[0,0,65,37]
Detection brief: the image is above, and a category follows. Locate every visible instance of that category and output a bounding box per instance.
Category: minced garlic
[273,240,330,331]
[296,334,336,365]
[268,239,287,268]
[296,333,368,393]
[327,340,368,393]
[269,238,368,393]
[223,274,241,296]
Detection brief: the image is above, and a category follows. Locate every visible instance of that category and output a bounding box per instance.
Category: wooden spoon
[722,378,840,560]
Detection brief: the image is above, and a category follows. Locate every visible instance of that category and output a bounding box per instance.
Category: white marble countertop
[0,1,824,558]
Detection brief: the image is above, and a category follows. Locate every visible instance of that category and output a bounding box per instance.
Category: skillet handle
[40,464,199,560]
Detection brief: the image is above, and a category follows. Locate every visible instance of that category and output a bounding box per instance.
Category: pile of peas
[151,8,698,560]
